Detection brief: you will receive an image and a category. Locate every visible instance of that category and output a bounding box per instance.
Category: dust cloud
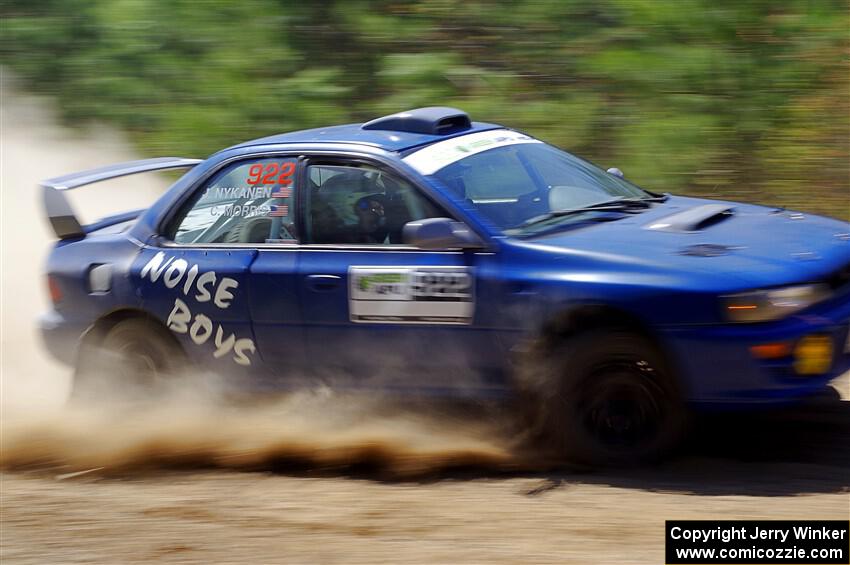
[0,73,524,478]
[1,73,169,407]
[0,388,521,478]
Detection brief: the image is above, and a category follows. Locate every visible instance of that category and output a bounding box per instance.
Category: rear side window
[171,157,298,244]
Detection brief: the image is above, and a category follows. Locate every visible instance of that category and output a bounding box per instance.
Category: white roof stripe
[403,129,542,175]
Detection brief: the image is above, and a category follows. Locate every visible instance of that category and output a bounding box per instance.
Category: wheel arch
[534,302,685,392]
[512,301,690,464]
[80,307,184,353]
[70,307,188,402]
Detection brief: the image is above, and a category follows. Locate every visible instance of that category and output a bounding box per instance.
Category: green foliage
[2,0,847,218]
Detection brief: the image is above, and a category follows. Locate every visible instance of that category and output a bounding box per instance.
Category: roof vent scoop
[361,107,471,135]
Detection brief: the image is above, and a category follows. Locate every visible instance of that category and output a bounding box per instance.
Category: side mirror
[606,167,624,178]
[402,217,483,250]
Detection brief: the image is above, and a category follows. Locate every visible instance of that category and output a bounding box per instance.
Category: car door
[132,246,260,376]
[131,155,304,386]
[297,157,503,392]
[236,155,309,384]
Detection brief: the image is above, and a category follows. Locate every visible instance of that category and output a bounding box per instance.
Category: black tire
[71,318,186,403]
[515,330,687,466]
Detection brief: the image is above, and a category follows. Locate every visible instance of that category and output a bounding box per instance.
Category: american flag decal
[271,187,292,198]
[269,205,289,217]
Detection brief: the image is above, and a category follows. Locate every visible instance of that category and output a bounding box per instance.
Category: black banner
[666,520,849,564]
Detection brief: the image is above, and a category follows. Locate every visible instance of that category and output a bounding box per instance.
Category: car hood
[520,195,850,289]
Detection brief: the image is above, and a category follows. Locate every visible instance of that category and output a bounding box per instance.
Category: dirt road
[1,74,848,564]
[1,396,848,564]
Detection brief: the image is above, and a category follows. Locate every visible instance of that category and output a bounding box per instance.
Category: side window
[305,164,448,245]
[171,157,298,244]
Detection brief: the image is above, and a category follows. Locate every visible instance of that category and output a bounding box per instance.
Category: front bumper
[661,293,850,406]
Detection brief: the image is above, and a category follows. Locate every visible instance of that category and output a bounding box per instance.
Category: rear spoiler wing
[40,157,202,239]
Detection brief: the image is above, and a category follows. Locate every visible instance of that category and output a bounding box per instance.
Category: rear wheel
[71,318,186,403]
[516,330,686,466]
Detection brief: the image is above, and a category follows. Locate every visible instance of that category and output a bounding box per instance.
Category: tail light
[47,275,63,304]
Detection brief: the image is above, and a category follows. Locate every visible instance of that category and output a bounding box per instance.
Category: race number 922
[246,162,295,185]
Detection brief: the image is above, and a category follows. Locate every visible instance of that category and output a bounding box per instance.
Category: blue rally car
[40,107,850,464]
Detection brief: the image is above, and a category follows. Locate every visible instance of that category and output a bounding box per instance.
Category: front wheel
[71,317,186,403]
[515,330,687,466]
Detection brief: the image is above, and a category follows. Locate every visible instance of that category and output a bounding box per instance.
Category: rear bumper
[662,294,850,407]
[38,309,83,366]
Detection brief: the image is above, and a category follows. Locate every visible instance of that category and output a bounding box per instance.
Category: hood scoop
[645,204,735,233]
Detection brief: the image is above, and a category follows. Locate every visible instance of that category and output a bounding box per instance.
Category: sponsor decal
[140,251,256,365]
[403,129,542,175]
[349,266,474,324]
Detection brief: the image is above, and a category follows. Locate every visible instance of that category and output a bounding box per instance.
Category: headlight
[722,283,831,322]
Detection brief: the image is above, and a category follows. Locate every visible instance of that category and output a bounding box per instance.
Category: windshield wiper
[515,196,663,230]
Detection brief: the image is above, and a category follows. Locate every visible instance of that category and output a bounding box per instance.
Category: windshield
[405,130,649,233]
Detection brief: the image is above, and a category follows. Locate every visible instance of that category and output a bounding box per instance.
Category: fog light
[793,335,833,375]
[750,342,792,359]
